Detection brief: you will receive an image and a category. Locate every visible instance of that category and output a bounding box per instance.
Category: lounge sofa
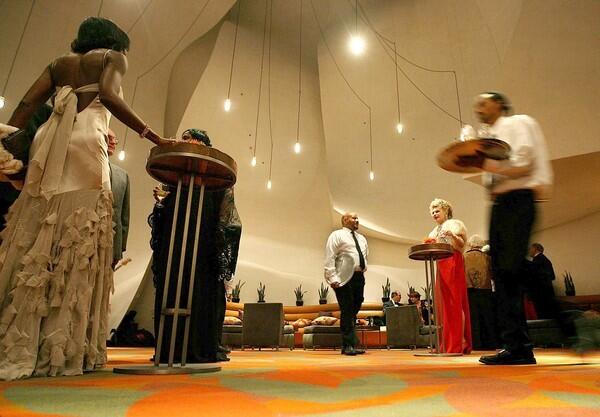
[222,301,387,349]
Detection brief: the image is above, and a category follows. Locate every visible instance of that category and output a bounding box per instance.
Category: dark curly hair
[183,129,212,147]
[71,17,130,54]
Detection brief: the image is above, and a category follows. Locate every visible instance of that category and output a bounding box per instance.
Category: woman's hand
[440,229,465,250]
[156,137,178,146]
[153,185,169,203]
[439,229,453,239]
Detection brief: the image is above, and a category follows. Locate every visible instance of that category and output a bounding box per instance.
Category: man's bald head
[341,212,359,231]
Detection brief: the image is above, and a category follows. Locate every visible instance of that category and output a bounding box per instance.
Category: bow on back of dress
[26,85,97,200]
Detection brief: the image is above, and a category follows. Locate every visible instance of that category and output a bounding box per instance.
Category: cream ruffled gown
[0,84,113,380]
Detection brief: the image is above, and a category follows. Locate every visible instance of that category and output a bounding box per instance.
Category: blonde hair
[467,234,485,249]
[429,198,453,219]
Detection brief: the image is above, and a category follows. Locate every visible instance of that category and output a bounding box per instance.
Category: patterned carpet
[1,348,599,417]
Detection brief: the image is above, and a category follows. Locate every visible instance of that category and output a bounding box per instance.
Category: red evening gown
[436,251,472,354]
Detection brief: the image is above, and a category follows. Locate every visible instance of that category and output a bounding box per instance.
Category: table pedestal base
[113,363,220,375]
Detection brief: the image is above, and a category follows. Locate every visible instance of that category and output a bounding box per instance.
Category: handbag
[1,129,31,163]
[1,129,30,180]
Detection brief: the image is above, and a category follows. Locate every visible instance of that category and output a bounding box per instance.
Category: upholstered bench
[224,301,386,349]
[222,324,242,347]
[222,324,294,349]
[527,319,563,347]
[302,325,341,349]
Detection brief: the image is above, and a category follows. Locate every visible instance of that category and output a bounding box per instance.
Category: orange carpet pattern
[1,348,599,417]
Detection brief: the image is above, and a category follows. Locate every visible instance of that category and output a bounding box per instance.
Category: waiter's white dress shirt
[324,227,368,287]
[482,115,553,200]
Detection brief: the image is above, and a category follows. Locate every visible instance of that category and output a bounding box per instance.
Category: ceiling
[1,0,599,244]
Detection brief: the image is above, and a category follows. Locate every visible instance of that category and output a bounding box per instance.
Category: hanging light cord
[252,0,270,159]
[127,0,154,34]
[354,0,358,33]
[1,0,36,98]
[267,0,274,182]
[393,42,401,124]
[310,0,374,175]
[97,0,104,16]
[122,0,209,151]
[226,0,242,100]
[351,0,463,127]
[295,0,303,143]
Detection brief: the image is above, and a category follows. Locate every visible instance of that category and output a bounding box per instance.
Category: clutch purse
[1,129,30,180]
[1,129,31,163]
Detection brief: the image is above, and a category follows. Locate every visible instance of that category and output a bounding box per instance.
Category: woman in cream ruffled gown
[0,17,169,380]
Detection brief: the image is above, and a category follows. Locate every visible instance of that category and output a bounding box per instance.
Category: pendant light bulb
[348,35,366,56]
[294,141,301,154]
[224,98,232,112]
[369,170,375,181]
[118,150,126,161]
[0,96,5,109]
[267,179,272,190]
[251,156,257,167]
[396,122,404,135]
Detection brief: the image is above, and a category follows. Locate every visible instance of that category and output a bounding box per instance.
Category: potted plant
[563,271,576,296]
[318,282,329,304]
[381,277,391,302]
[257,282,266,302]
[231,280,245,303]
[294,284,307,306]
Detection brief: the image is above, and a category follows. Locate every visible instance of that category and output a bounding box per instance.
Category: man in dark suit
[382,291,404,325]
[383,291,403,310]
[106,129,130,269]
[526,243,556,319]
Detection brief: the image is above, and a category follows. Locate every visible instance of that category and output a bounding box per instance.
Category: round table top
[408,243,454,261]
[437,138,510,173]
[146,142,237,190]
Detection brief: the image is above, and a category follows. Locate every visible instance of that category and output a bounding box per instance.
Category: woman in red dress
[428,198,472,354]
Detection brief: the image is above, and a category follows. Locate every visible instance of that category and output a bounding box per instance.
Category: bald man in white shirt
[460,92,552,365]
[324,213,368,356]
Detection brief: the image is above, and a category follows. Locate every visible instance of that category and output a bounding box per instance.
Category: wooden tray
[437,138,510,173]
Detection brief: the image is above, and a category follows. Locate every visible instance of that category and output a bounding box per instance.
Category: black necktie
[351,230,366,271]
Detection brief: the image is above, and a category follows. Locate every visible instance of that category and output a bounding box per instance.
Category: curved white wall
[2,1,599,331]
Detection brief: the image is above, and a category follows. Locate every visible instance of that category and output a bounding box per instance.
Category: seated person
[381,291,404,325]
[408,289,431,325]
[383,291,403,309]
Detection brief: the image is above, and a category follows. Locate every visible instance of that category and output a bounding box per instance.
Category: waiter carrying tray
[455,91,553,365]
[324,212,369,356]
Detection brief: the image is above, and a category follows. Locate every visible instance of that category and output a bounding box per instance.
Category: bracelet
[139,125,150,138]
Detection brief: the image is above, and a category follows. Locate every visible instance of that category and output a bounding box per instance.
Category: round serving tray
[146,142,237,190]
[408,243,454,261]
[437,138,510,173]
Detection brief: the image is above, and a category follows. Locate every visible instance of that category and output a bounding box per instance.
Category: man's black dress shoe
[341,346,357,356]
[479,349,536,365]
[216,352,230,362]
[354,348,366,354]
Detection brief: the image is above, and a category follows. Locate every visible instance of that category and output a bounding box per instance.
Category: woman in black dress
[149,129,241,363]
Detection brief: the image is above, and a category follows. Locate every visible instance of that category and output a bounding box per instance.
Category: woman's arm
[98,51,165,145]
[7,66,54,128]
[441,220,467,251]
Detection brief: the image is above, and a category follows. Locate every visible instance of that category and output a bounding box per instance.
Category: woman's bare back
[51,49,111,112]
